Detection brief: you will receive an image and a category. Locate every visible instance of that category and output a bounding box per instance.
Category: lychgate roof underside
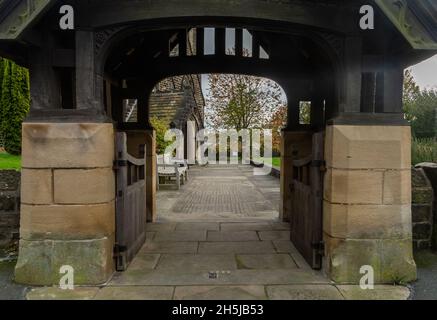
[375,0,437,50]
[0,0,436,50]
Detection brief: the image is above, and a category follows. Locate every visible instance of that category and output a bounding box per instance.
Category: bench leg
[176,173,180,190]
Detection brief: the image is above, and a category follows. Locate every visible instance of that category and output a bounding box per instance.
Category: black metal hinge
[311,160,327,172]
[114,244,127,271]
[113,159,128,170]
[312,241,325,256]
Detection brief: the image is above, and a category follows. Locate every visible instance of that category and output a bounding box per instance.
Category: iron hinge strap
[113,160,128,170]
[310,160,326,167]
[113,244,128,271]
[312,241,325,256]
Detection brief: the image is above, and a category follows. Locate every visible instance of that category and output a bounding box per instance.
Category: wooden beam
[360,72,376,113]
[179,29,187,57]
[196,27,204,56]
[342,37,362,113]
[252,32,260,59]
[235,29,243,57]
[75,30,97,110]
[215,28,225,56]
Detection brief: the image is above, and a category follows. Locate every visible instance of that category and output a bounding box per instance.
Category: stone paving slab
[220,222,276,232]
[127,254,161,272]
[141,241,199,254]
[146,223,177,232]
[270,222,291,230]
[207,231,259,242]
[94,286,174,300]
[109,269,330,286]
[174,285,267,300]
[153,230,207,242]
[156,254,237,271]
[198,241,276,254]
[258,231,291,241]
[336,285,411,300]
[272,241,313,270]
[146,232,156,240]
[175,222,220,231]
[26,287,100,300]
[236,254,297,270]
[266,285,344,300]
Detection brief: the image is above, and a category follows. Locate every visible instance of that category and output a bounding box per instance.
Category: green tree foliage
[0,57,30,155]
[403,69,437,139]
[206,74,284,130]
[150,116,171,154]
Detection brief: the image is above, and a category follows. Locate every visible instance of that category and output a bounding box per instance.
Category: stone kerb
[15,122,116,285]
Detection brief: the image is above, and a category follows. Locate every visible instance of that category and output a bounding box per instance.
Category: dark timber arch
[97,20,339,132]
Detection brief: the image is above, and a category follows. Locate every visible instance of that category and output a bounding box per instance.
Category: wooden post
[75,30,97,110]
[235,29,243,56]
[145,130,157,222]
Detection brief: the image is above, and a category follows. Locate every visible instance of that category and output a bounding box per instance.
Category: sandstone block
[324,234,416,284]
[54,168,115,204]
[15,237,114,285]
[21,169,52,204]
[323,202,412,239]
[324,169,383,204]
[22,123,114,168]
[383,170,411,205]
[325,125,411,169]
[20,202,115,240]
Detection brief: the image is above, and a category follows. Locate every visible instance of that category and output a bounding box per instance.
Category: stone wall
[415,163,437,249]
[412,168,434,249]
[0,170,20,247]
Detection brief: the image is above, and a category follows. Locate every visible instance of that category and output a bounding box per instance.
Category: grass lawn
[0,152,21,170]
[253,157,281,168]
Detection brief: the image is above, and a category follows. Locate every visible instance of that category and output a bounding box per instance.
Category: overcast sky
[410,54,437,90]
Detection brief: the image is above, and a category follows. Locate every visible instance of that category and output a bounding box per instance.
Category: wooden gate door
[290,131,324,269]
[114,132,147,271]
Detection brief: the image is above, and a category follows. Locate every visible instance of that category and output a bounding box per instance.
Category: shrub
[149,116,171,154]
[412,137,437,165]
[0,58,30,155]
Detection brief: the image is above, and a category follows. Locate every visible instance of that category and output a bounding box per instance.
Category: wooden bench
[156,155,188,190]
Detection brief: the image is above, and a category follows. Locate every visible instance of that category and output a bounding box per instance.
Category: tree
[150,116,171,154]
[0,58,30,155]
[403,69,421,123]
[409,89,437,138]
[206,74,284,130]
[403,69,437,138]
[268,105,287,154]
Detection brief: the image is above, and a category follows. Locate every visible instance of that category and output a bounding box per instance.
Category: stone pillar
[145,130,157,222]
[323,125,416,284]
[15,122,115,285]
[279,131,312,222]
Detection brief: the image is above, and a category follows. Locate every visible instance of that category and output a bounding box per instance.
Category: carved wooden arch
[95,19,344,130]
